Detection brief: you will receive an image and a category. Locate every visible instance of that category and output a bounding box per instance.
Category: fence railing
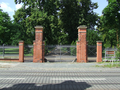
[45,45,76,62]
[0,45,19,59]
[24,45,33,56]
[87,45,96,57]
[103,47,118,62]
[45,45,76,56]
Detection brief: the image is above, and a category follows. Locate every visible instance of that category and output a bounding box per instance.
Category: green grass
[96,61,120,68]
[102,63,120,68]
[24,53,33,56]
[0,48,19,54]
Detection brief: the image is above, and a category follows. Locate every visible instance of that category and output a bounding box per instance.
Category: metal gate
[87,45,96,62]
[45,45,76,62]
[24,45,33,62]
[0,45,19,59]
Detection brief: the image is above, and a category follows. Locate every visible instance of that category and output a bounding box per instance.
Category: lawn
[96,61,120,68]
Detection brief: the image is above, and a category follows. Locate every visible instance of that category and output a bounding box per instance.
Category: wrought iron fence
[45,45,76,62]
[0,45,19,59]
[87,45,96,57]
[24,45,33,56]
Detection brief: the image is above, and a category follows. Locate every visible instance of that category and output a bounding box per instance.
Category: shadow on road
[1,81,91,90]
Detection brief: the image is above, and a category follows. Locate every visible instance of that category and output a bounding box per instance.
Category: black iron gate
[87,45,96,62]
[45,45,76,62]
[24,45,33,62]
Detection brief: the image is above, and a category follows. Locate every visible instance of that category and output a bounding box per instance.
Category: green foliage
[13,0,99,45]
[86,29,101,45]
[14,0,60,45]
[0,9,21,45]
[99,0,120,47]
[59,0,99,44]
[0,9,11,45]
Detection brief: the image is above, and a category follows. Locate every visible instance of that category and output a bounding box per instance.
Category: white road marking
[0,78,25,80]
[51,78,106,81]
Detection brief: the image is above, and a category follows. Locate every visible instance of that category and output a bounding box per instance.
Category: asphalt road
[0,62,120,90]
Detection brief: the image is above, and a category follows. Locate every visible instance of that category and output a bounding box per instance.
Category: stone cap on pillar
[19,40,24,42]
[19,41,24,45]
[97,41,102,46]
[35,26,43,33]
[35,26,43,29]
[77,25,87,29]
[96,41,102,43]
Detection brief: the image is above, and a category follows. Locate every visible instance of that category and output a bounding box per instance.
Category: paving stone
[0,62,120,89]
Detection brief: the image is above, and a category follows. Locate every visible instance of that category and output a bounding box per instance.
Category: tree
[101,0,120,46]
[14,0,99,45]
[14,0,60,45]
[86,29,101,45]
[59,0,99,44]
[0,9,13,45]
[98,16,117,47]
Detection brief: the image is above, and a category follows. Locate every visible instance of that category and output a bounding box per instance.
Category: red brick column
[86,41,88,62]
[42,41,45,62]
[33,40,36,62]
[77,41,80,62]
[19,41,24,62]
[77,25,87,63]
[97,41,102,62]
[33,26,43,63]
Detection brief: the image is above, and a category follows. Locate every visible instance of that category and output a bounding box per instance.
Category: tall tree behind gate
[14,0,99,45]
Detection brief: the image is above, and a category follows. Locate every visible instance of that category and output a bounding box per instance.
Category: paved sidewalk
[0,62,120,72]
[0,62,120,90]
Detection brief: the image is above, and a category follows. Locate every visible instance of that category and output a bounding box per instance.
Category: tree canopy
[13,0,99,45]
[98,0,120,47]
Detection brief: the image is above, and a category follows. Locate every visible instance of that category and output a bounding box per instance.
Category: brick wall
[77,25,87,63]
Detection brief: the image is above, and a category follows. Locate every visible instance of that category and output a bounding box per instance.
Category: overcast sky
[0,0,108,20]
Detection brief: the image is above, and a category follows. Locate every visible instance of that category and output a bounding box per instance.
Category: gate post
[96,41,102,62]
[19,41,24,62]
[77,25,87,63]
[86,41,88,62]
[42,41,45,62]
[33,26,43,63]
[33,40,36,62]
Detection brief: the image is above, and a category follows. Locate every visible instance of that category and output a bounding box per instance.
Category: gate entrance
[32,25,103,63]
[45,45,76,62]
[87,45,96,62]
[24,45,33,62]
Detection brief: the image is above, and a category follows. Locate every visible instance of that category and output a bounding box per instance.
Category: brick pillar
[19,41,24,62]
[34,26,43,63]
[97,41,102,62]
[77,25,87,63]
[86,41,88,62]
[77,41,80,62]
[33,40,36,62]
[42,41,45,62]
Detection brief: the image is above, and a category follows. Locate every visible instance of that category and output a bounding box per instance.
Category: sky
[0,0,108,20]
